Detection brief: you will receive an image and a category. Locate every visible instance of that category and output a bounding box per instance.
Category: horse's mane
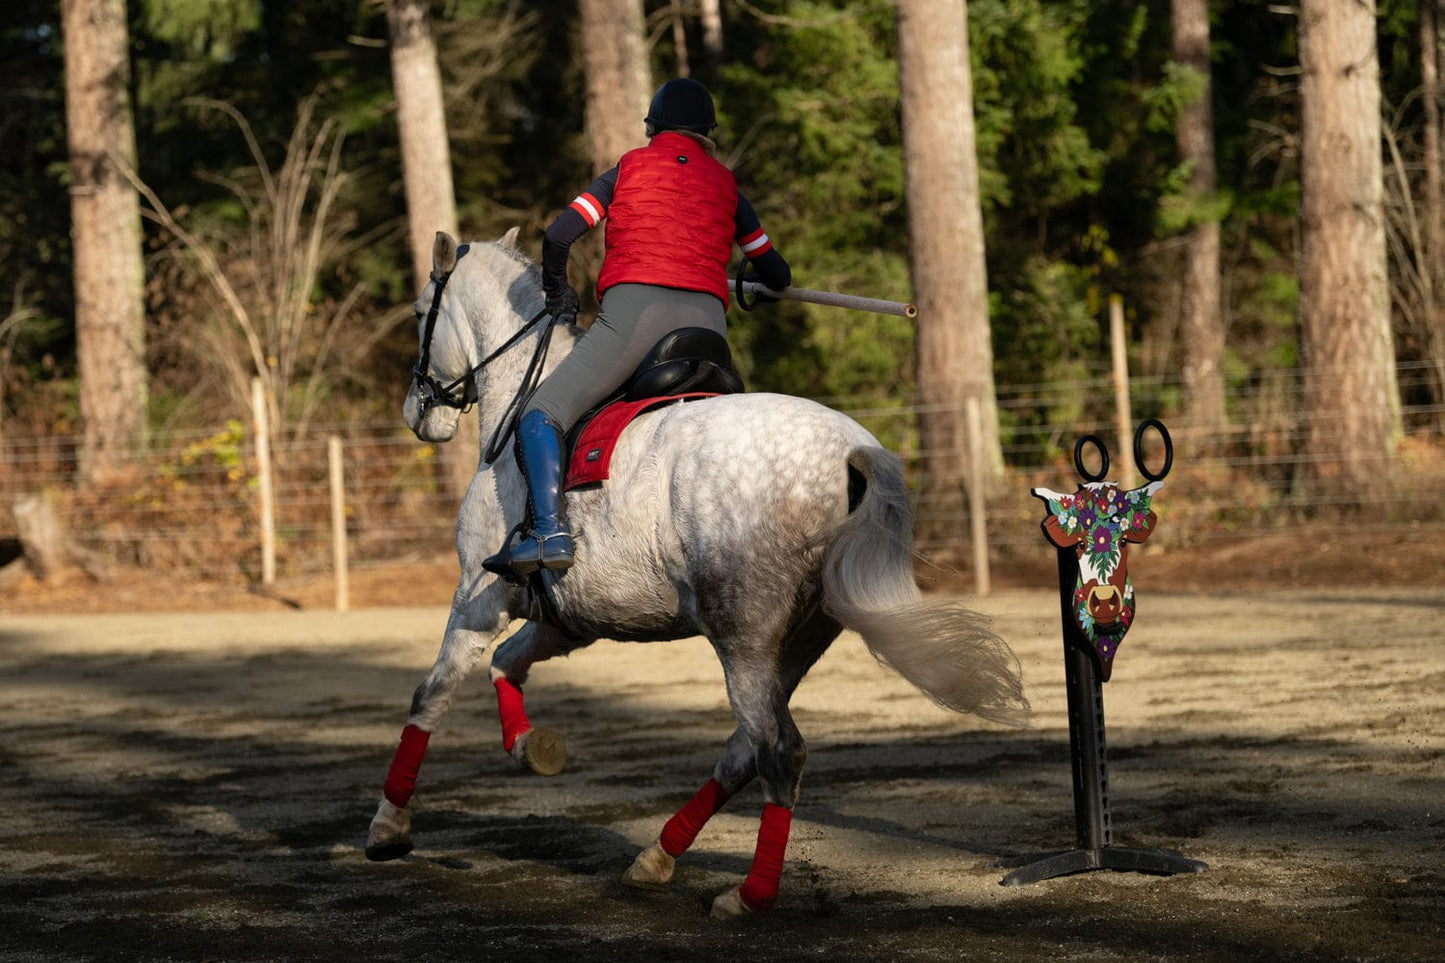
[459,232,544,290]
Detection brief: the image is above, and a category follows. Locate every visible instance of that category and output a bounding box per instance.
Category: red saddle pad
[564,393,718,491]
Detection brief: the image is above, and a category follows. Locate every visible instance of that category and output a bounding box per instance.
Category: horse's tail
[818,446,1030,728]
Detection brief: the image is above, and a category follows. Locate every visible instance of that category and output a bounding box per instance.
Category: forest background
[1,0,1442,589]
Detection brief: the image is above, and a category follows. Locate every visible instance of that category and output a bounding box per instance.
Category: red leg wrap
[738,804,792,912]
[659,777,733,857]
[382,724,430,808]
[493,677,531,753]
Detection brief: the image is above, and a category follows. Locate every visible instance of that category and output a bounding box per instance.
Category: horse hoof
[620,841,675,892]
[365,799,413,861]
[513,727,567,777]
[365,837,415,862]
[710,885,753,921]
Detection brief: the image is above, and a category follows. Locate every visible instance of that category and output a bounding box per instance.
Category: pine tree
[898,0,1002,549]
[1298,0,1401,501]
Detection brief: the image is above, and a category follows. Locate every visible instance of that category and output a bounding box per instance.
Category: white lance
[735,280,918,319]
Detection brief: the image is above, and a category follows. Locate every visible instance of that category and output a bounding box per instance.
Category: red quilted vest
[597,132,738,305]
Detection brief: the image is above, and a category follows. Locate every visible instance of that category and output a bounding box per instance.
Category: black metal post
[1066,631,1110,852]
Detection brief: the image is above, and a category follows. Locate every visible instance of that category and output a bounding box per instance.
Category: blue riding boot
[483,410,576,582]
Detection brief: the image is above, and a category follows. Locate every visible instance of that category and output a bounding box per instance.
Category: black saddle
[623,326,744,400]
[563,326,744,453]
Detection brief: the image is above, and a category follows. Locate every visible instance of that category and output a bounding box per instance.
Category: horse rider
[483,77,793,583]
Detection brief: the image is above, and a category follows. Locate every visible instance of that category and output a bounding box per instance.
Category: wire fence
[2,362,1441,586]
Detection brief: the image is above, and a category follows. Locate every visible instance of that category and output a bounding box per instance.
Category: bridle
[409,255,558,464]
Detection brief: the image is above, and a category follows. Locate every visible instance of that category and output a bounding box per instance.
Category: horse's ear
[499,225,522,251]
[433,232,458,276]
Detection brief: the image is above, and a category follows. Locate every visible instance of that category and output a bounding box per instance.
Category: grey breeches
[525,283,728,431]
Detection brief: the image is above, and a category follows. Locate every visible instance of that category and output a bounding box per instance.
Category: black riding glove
[752,249,791,293]
[546,284,580,326]
[737,255,789,307]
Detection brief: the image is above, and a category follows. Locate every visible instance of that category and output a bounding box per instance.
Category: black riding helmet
[644,78,716,136]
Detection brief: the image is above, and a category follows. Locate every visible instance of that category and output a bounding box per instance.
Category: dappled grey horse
[366,230,1029,918]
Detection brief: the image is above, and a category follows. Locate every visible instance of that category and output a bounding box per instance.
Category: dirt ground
[0,527,1442,962]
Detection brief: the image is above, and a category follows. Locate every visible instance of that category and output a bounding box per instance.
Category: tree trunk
[1171,0,1226,441]
[580,0,651,175]
[897,0,1002,551]
[670,0,690,77]
[61,0,147,484]
[387,0,459,289]
[1297,0,1400,502]
[387,0,474,502]
[699,0,724,74]
[12,495,72,580]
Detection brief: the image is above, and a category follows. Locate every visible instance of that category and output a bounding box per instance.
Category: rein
[410,260,557,465]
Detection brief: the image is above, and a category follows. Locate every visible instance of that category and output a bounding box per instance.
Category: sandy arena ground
[1,581,1441,962]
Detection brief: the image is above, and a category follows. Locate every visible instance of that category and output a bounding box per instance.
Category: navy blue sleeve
[734,193,791,291]
[542,167,618,297]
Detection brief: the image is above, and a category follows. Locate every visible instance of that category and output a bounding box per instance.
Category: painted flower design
[1034,477,1167,674]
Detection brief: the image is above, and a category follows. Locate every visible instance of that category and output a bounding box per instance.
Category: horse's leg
[709,606,841,919]
[488,621,595,776]
[366,591,511,861]
[703,687,802,918]
[624,606,841,915]
[621,728,755,891]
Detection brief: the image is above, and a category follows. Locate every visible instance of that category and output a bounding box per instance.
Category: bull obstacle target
[1000,419,1208,886]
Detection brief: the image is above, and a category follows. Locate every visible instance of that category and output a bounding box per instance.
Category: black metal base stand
[1000,844,1206,886]
[1000,550,1207,887]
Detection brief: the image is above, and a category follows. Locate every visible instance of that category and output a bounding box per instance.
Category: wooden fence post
[1109,295,1136,488]
[965,396,991,597]
[250,377,276,585]
[328,435,349,612]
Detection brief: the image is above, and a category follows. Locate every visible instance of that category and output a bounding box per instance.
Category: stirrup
[536,530,576,570]
[483,529,574,584]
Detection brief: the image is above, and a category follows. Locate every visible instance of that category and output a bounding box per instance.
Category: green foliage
[717,1,912,404]
[1155,184,1233,235]
[1144,61,1209,135]
[970,0,1104,215]
[160,420,248,488]
[991,255,1101,442]
[4,0,1437,460]
[139,0,261,59]
[966,0,1136,392]
[1146,57,1227,236]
